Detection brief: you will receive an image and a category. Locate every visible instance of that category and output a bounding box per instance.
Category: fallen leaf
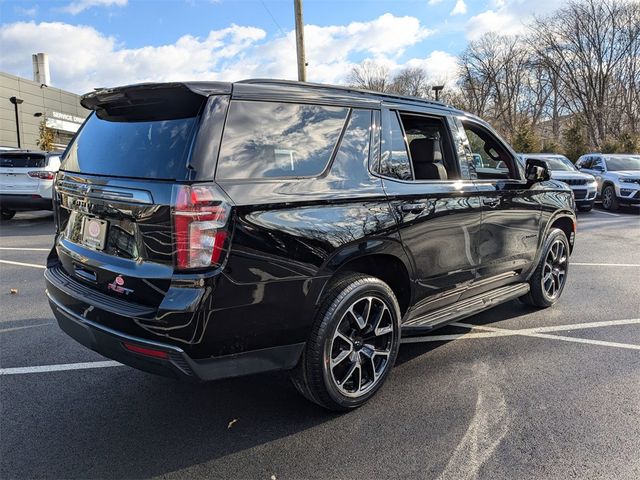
[227,419,238,429]
[10,288,18,294]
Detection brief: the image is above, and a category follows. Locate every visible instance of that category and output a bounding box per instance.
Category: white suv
[576,154,640,210]
[520,153,597,211]
[0,150,61,220]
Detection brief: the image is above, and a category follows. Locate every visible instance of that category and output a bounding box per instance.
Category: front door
[459,118,541,296]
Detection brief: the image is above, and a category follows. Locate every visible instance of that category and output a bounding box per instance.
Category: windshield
[522,155,575,171]
[61,113,199,180]
[605,155,640,171]
[542,155,575,171]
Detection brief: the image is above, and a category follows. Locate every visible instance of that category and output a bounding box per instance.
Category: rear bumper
[45,270,305,382]
[0,194,52,211]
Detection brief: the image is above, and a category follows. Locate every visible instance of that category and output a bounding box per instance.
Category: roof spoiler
[81,82,232,121]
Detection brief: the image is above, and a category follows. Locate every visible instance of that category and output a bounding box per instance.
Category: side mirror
[525,158,551,183]
[592,165,604,172]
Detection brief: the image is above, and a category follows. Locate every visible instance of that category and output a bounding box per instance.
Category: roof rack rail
[237,78,451,109]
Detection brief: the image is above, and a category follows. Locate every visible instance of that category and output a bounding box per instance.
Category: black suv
[45,80,576,410]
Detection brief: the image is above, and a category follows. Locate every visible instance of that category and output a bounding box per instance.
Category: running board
[401,282,530,337]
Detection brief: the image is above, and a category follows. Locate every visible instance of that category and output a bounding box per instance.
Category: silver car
[519,153,597,211]
[576,153,640,211]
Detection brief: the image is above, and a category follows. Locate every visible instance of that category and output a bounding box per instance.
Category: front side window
[462,121,517,180]
[591,157,605,171]
[379,112,412,180]
[216,101,349,179]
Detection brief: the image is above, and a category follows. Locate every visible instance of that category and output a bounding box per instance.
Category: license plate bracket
[81,217,108,251]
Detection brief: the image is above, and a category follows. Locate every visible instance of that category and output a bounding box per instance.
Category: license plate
[81,217,108,251]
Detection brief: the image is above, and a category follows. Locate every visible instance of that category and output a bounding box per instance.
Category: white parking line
[0,247,50,251]
[0,323,53,334]
[0,259,45,269]
[591,209,620,217]
[0,361,122,376]
[572,262,640,267]
[453,319,640,351]
[403,318,640,347]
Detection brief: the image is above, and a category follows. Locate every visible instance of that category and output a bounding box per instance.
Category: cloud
[451,0,467,16]
[465,0,563,40]
[0,14,434,93]
[14,5,38,17]
[61,0,127,15]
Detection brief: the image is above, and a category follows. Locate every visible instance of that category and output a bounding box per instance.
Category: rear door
[53,85,229,308]
[375,106,482,318]
[0,152,45,194]
[458,117,541,295]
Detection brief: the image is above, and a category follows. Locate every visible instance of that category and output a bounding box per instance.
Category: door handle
[401,203,427,213]
[483,198,500,208]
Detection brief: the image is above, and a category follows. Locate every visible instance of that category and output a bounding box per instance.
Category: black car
[45,80,576,410]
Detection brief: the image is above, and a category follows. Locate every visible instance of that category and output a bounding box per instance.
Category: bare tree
[390,67,429,97]
[531,0,640,148]
[346,60,391,92]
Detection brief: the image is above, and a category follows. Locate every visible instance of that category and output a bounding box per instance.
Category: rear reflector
[122,342,170,359]
[172,184,231,270]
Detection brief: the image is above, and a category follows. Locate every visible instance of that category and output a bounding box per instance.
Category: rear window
[0,153,46,168]
[216,101,349,179]
[61,113,199,180]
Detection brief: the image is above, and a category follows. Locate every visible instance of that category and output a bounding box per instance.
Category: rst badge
[107,275,134,295]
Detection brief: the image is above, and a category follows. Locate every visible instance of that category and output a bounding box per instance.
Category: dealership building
[1,54,89,151]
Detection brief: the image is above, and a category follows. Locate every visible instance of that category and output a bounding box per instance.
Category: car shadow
[4,302,538,479]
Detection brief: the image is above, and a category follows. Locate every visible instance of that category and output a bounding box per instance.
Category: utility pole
[293,0,307,82]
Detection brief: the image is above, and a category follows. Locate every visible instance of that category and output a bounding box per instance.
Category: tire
[291,273,401,411]
[577,204,593,212]
[0,209,16,221]
[601,185,619,210]
[521,228,570,308]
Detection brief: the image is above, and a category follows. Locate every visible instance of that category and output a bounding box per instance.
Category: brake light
[28,171,56,180]
[172,184,231,270]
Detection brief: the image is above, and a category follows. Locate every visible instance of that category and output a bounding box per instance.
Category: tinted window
[332,109,371,174]
[462,121,516,180]
[0,153,46,168]
[380,112,412,180]
[217,101,349,179]
[62,113,198,180]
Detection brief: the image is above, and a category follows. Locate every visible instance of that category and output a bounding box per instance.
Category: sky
[0,0,567,94]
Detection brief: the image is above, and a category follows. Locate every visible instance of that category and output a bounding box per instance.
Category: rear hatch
[0,152,46,194]
[53,83,232,309]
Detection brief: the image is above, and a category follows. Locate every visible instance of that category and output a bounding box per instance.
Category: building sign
[51,111,85,124]
[46,111,85,133]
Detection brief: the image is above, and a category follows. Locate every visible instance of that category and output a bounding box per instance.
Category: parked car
[45,80,576,410]
[519,153,597,211]
[0,150,62,220]
[576,153,640,210]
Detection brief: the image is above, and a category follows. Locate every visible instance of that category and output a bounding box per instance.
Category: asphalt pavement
[1,206,639,479]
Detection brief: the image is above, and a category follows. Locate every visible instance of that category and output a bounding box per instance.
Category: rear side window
[61,113,199,180]
[379,112,412,180]
[216,101,349,179]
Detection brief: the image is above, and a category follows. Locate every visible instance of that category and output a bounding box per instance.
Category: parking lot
[1,207,639,479]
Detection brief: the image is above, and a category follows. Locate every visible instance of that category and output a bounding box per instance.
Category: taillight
[28,171,56,180]
[172,184,231,270]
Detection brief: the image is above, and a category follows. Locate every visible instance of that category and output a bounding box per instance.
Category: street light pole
[293,0,307,82]
[9,96,24,148]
